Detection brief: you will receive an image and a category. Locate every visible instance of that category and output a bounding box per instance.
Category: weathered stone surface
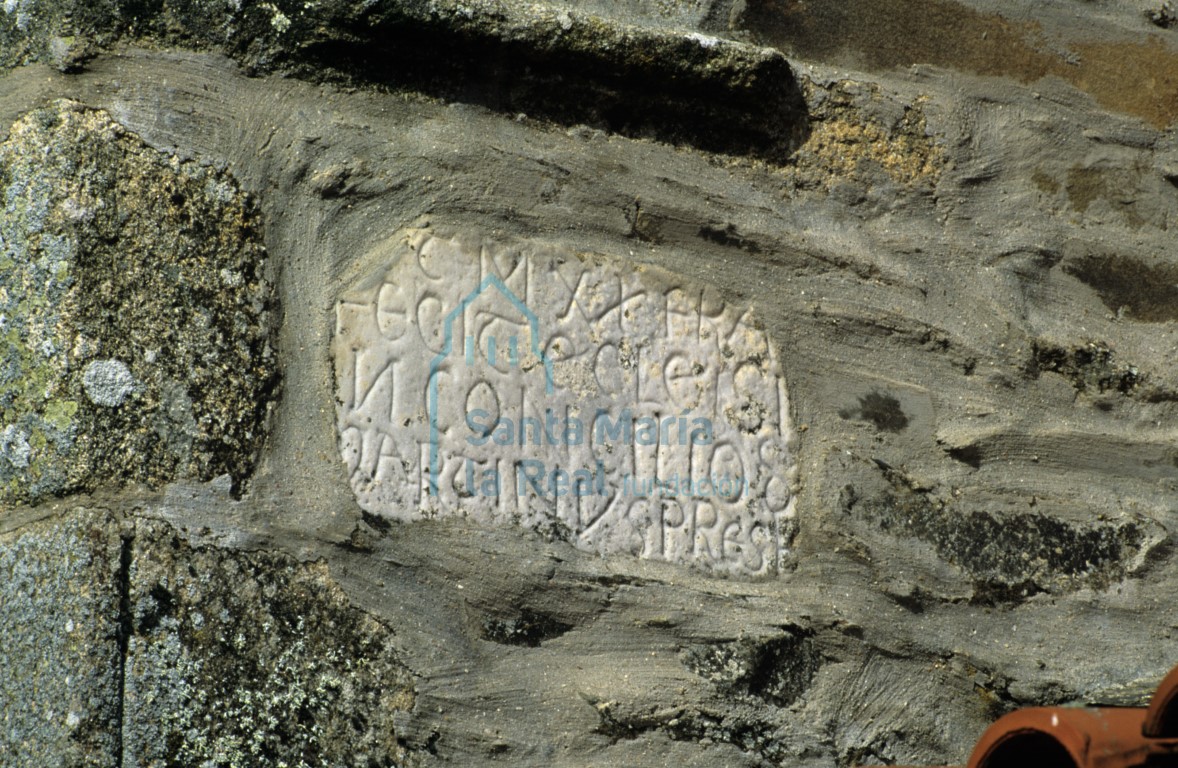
[334,230,795,576]
[0,508,123,767]
[737,0,1178,130]
[0,0,806,159]
[0,100,277,505]
[122,517,417,768]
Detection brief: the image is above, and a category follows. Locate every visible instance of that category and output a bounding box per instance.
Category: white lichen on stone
[686,31,720,48]
[261,2,292,32]
[82,359,136,407]
[0,424,31,469]
[1,0,33,31]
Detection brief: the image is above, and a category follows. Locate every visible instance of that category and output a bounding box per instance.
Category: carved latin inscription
[333,231,796,575]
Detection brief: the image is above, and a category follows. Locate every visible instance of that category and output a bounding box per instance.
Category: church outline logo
[427,273,555,496]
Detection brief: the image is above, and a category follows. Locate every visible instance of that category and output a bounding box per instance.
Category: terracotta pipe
[968,706,1149,768]
[1143,663,1178,739]
[859,664,1178,768]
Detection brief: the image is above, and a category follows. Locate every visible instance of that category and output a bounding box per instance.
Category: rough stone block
[0,509,123,767]
[120,518,418,768]
[0,1,807,160]
[0,100,277,506]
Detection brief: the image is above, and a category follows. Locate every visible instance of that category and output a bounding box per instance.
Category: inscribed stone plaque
[333,231,795,576]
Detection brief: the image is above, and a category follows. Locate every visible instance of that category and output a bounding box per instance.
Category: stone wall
[2,1,1177,766]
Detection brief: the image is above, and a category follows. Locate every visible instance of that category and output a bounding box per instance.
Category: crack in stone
[113,533,133,768]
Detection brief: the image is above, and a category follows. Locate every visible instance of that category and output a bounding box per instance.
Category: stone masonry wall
[2,1,1178,766]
